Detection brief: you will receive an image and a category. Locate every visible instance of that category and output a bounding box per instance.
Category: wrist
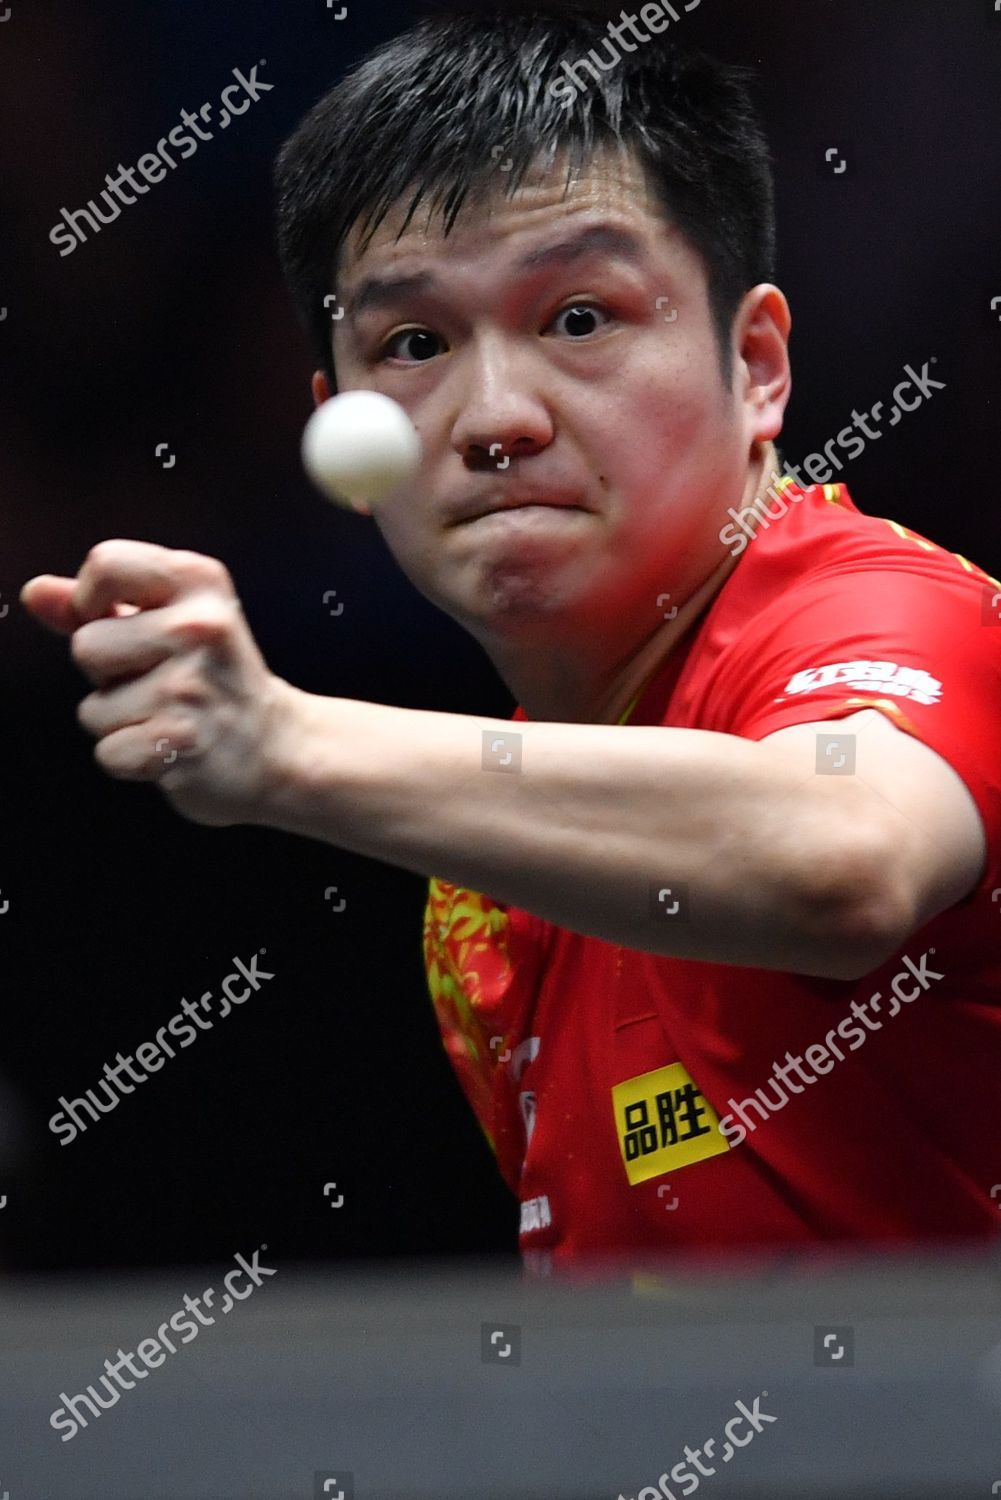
[251,677,329,833]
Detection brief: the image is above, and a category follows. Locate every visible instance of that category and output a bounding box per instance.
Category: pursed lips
[449,493,589,525]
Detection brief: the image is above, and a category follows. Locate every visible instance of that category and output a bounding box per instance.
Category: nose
[450,335,555,470]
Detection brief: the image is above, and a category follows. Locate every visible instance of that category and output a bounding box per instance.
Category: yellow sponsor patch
[612,1062,730,1186]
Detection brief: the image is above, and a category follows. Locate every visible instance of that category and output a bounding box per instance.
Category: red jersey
[422,479,1001,1269]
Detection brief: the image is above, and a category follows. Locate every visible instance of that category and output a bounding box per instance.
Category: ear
[734,285,792,445]
[311,370,333,408]
[307,368,372,518]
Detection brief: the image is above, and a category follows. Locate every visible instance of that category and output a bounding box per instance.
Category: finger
[77,656,201,743]
[92,720,194,782]
[72,591,248,690]
[23,574,146,636]
[71,605,180,688]
[71,541,233,625]
[20,575,82,636]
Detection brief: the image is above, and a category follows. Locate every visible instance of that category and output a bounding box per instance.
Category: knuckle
[84,538,127,572]
[165,669,208,707]
[166,597,235,649]
[179,550,233,589]
[70,625,97,669]
[94,737,118,773]
[162,716,199,755]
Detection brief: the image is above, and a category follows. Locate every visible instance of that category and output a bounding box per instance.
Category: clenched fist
[21,540,300,828]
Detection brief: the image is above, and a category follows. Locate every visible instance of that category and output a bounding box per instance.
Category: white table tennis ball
[302,391,421,510]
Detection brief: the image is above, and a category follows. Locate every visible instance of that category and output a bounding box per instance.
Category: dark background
[1,0,998,1272]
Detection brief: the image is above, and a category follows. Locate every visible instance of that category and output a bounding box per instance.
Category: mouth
[450,497,589,526]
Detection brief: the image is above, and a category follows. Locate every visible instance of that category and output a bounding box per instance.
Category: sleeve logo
[781,660,942,706]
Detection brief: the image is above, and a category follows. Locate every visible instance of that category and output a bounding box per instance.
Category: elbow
[794,822,911,983]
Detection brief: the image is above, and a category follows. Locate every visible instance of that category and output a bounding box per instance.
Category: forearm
[257,686,890,978]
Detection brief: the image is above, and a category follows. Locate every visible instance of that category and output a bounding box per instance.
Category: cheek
[584,354,716,492]
[590,352,741,536]
[371,485,444,586]
[370,499,416,554]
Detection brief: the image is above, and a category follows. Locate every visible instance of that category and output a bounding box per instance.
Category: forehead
[337,142,698,289]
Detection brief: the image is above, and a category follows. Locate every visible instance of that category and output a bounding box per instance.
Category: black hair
[273,3,776,392]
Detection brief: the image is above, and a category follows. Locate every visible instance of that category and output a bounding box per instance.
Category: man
[21,7,1001,1270]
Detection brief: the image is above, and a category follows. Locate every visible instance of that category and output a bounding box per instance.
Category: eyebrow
[343,223,649,321]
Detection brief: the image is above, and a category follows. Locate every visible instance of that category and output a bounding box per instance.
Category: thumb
[20,575,82,635]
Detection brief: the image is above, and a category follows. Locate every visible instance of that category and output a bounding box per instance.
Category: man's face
[322,143,788,652]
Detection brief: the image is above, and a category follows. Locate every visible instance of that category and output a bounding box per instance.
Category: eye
[379,327,446,364]
[547,302,614,339]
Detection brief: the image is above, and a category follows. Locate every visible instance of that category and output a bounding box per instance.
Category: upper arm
[761,707,987,945]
